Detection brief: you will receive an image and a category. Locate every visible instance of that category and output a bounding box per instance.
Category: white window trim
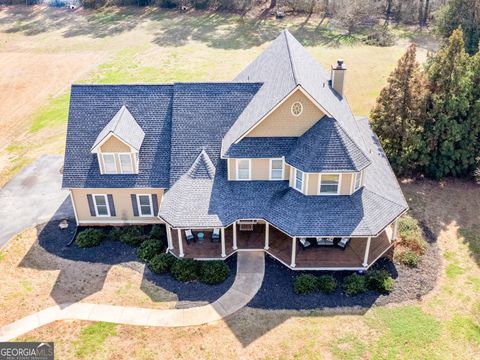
[294,168,305,193]
[353,171,363,193]
[118,152,134,174]
[136,194,153,217]
[318,173,341,195]
[269,158,284,181]
[93,194,110,217]
[236,159,251,181]
[102,153,117,174]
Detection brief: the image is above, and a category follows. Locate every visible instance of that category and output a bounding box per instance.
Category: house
[62,30,407,271]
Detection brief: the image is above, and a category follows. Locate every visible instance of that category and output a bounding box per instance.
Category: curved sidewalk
[0,252,265,341]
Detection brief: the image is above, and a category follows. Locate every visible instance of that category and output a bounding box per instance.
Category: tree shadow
[0,6,362,49]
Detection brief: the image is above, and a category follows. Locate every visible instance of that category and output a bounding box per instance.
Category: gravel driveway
[0,155,73,248]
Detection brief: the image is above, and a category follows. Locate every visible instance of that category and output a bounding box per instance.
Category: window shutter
[131,194,139,216]
[107,194,116,216]
[87,194,96,217]
[152,194,159,216]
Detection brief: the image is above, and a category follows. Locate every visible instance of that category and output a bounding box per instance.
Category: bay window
[237,159,251,180]
[294,169,304,192]
[319,174,340,194]
[270,159,284,180]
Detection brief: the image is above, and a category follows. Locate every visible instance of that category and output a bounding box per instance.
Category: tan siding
[71,188,164,224]
[284,164,291,181]
[307,173,319,195]
[228,159,236,180]
[100,136,131,152]
[251,159,270,179]
[246,89,324,137]
[340,173,353,195]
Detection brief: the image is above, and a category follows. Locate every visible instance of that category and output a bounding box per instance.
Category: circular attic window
[291,101,303,117]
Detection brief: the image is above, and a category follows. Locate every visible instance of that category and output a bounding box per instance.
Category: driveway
[0,155,73,248]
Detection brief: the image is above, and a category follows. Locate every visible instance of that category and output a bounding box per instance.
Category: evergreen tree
[435,0,480,54]
[371,44,427,175]
[423,29,474,178]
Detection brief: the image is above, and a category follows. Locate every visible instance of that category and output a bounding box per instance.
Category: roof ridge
[331,119,371,171]
[112,105,126,133]
[284,30,298,85]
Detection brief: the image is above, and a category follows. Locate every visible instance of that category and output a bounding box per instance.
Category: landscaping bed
[248,224,440,310]
[36,220,237,308]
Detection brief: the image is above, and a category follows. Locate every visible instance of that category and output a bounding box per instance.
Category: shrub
[364,26,396,47]
[149,224,166,241]
[159,0,178,8]
[192,0,209,9]
[342,274,367,296]
[199,261,230,285]
[367,269,394,293]
[398,216,427,255]
[149,253,176,274]
[137,239,164,262]
[171,259,200,282]
[108,227,122,241]
[400,249,419,268]
[75,229,104,248]
[294,274,319,294]
[119,226,146,246]
[317,275,337,294]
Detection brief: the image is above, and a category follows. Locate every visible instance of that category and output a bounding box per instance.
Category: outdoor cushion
[316,237,334,246]
[337,237,350,249]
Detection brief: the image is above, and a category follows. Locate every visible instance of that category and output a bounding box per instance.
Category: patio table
[197,232,204,242]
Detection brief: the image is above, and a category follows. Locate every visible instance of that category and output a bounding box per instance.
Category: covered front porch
[166,219,398,270]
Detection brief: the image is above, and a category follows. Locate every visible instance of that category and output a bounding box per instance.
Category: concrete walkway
[0,252,265,341]
[0,155,72,248]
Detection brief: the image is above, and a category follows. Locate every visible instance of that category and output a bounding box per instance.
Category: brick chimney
[331,59,346,96]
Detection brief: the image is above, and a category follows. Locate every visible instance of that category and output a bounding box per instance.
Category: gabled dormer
[91,105,145,175]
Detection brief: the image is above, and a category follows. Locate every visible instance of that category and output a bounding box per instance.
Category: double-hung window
[93,194,110,216]
[137,194,153,216]
[319,174,340,194]
[237,159,251,180]
[294,169,304,192]
[270,159,284,180]
[119,153,134,174]
[353,171,362,192]
[102,153,117,174]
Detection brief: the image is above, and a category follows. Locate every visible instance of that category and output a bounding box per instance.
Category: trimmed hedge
[294,274,319,294]
[366,270,394,293]
[75,229,104,248]
[171,259,200,282]
[200,261,230,285]
[342,274,367,296]
[108,227,122,241]
[317,275,337,294]
[119,226,146,246]
[149,224,166,241]
[149,253,176,274]
[137,239,164,262]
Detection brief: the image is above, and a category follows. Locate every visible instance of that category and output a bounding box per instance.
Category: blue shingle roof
[169,82,261,186]
[62,85,173,189]
[286,117,370,172]
[224,137,297,158]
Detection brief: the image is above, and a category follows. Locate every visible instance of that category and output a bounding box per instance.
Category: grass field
[0,5,434,186]
[1,180,478,359]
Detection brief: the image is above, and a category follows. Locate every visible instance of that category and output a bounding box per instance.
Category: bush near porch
[394,215,428,268]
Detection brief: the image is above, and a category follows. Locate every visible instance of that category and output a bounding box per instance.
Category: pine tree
[468,52,480,177]
[371,44,427,175]
[423,29,474,179]
[435,0,480,55]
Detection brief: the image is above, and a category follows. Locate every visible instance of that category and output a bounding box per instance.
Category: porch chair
[299,237,312,250]
[316,237,334,246]
[211,228,220,242]
[337,237,350,250]
[185,229,195,245]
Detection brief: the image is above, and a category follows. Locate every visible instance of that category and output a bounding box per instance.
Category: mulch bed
[34,219,237,308]
[248,233,440,310]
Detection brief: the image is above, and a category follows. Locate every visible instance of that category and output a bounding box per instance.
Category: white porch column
[264,223,270,250]
[392,218,399,241]
[166,224,173,250]
[362,236,371,267]
[221,227,226,257]
[291,237,296,268]
[177,228,184,258]
[232,222,238,250]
